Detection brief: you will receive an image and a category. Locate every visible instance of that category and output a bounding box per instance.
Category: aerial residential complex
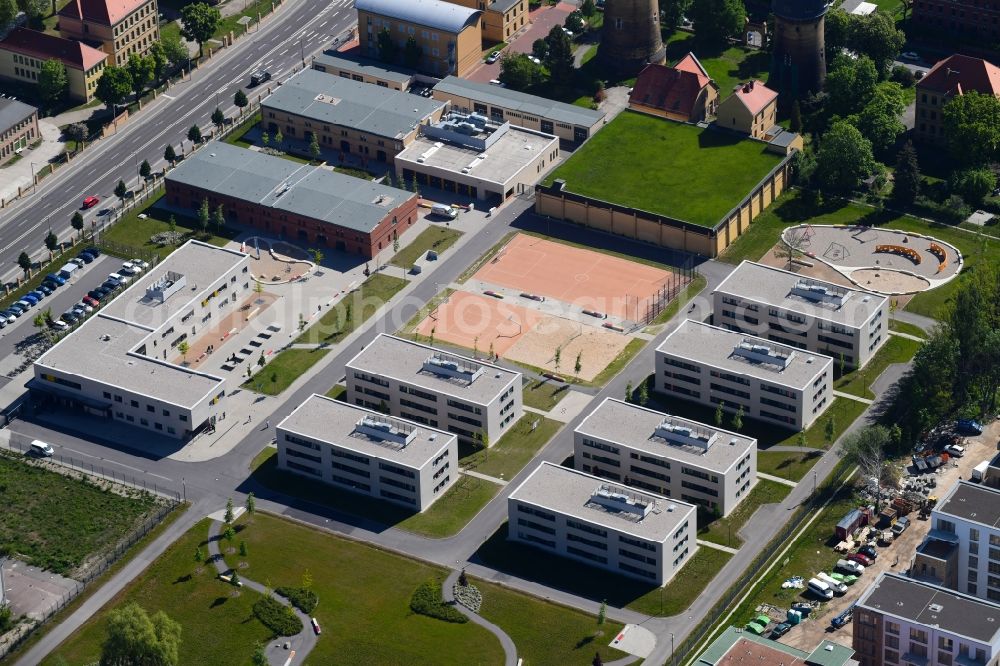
[345,334,522,444]
[574,398,757,517]
[58,0,160,66]
[30,241,249,439]
[164,142,418,259]
[276,395,458,511]
[507,462,697,585]
[914,55,1000,145]
[260,69,446,164]
[695,627,856,666]
[656,320,834,430]
[312,52,417,91]
[0,98,39,166]
[853,573,1000,666]
[0,28,107,103]
[713,261,888,369]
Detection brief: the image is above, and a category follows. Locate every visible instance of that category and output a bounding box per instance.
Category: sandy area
[244,237,313,283]
[505,317,632,382]
[849,268,930,294]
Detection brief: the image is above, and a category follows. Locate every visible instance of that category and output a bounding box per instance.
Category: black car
[77,251,95,263]
[858,545,878,560]
[769,623,791,639]
[84,246,100,257]
[97,285,113,296]
[250,70,271,86]
[101,280,119,292]
[36,284,52,295]
[62,311,79,324]
[87,289,106,302]
[42,279,60,291]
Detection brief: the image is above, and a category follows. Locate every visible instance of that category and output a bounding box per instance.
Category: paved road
[0,0,356,285]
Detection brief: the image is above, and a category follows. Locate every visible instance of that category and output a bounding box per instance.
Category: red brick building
[628,53,719,123]
[165,143,418,258]
[912,0,1000,42]
[915,54,1000,144]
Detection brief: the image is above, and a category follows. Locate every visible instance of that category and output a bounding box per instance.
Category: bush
[409,580,467,623]
[890,65,915,87]
[274,586,318,614]
[252,596,303,636]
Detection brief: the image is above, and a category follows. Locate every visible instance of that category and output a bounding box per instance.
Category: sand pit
[505,318,632,382]
[850,268,930,294]
[244,237,314,284]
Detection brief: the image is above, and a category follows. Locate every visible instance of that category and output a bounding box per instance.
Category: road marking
[161,94,175,100]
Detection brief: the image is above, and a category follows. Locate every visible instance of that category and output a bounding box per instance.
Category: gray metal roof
[313,52,415,85]
[354,0,482,33]
[263,69,444,140]
[434,75,606,128]
[0,97,37,132]
[489,0,521,12]
[165,142,411,233]
[936,481,1000,528]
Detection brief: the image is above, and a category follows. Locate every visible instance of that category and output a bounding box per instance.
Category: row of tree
[499,25,574,92]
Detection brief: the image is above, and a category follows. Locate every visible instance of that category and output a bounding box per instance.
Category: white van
[816,572,848,595]
[58,262,79,280]
[29,439,54,457]
[431,203,458,219]
[808,577,834,600]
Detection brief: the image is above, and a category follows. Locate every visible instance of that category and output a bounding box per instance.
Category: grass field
[242,348,329,395]
[294,273,407,344]
[460,415,561,481]
[0,452,161,575]
[389,227,463,268]
[834,335,922,399]
[325,383,346,400]
[698,480,791,548]
[522,378,569,411]
[889,320,926,338]
[249,448,498,538]
[473,579,628,664]
[757,450,824,482]
[542,111,783,227]
[664,33,770,100]
[649,273,708,328]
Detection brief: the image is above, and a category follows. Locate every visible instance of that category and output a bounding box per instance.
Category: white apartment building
[713,261,889,369]
[345,334,522,445]
[574,398,756,517]
[507,461,698,585]
[276,394,457,511]
[30,241,251,438]
[655,320,834,430]
[853,573,1000,666]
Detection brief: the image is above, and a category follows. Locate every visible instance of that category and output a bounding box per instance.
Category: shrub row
[253,596,302,636]
[409,580,467,624]
[275,586,318,614]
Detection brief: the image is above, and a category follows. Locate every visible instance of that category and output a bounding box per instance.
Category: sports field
[542,111,784,227]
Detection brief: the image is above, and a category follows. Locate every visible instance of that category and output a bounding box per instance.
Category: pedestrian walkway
[461,469,508,486]
[442,570,518,666]
[832,390,874,405]
[696,539,739,555]
[889,329,925,342]
[757,472,798,488]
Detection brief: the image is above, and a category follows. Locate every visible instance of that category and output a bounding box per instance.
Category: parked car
[250,70,271,86]
[82,195,100,209]
[62,311,79,324]
[76,251,95,264]
[29,290,45,301]
[946,443,966,457]
[70,257,86,268]
[107,273,129,286]
[900,51,920,61]
[36,284,52,296]
[485,50,501,64]
[77,302,93,313]
[82,295,99,308]
[848,552,874,567]
[101,280,119,292]
[84,246,100,257]
[131,258,150,271]
[836,559,865,575]
[95,285,113,297]
[49,319,68,331]
[769,622,791,639]
[7,304,25,317]
[16,298,32,309]
[119,265,137,276]
[892,516,911,537]
[21,294,38,305]
[957,419,984,435]
[831,606,854,629]
[71,305,87,318]
[0,311,16,324]
[311,617,321,635]
[858,545,878,560]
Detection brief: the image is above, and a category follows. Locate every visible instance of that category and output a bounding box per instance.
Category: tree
[309,132,321,162]
[565,10,585,32]
[44,230,58,252]
[825,416,836,443]
[164,143,177,164]
[230,570,240,587]
[376,27,397,63]
[38,59,68,109]
[301,569,313,589]
[892,140,920,207]
[951,167,997,207]
[789,100,802,133]
[597,600,606,626]
[16,0,46,19]
[149,41,168,83]
[575,351,582,376]
[114,179,128,203]
[731,405,744,431]
[823,9,852,61]
[625,380,633,403]
[847,11,905,76]
[660,0,693,29]
[239,540,248,557]
[403,36,422,69]
[775,228,808,270]
[211,106,225,128]
[140,159,151,180]
[126,53,154,100]
[187,124,202,144]
[234,89,249,110]
[580,0,596,17]
[223,524,236,543]
[180,3,221,59]
[0,0,17,27]
[100,603,181,666]
[459,569,469,586]
[17,251,31,278]
[198,198,210,233]
[245,492,256,516]
[95,66,133,114]
[688,0,746,46]
[854,82,906,154]
[815,121,876,192]
[71,211,85,238]
[212,204,225,232]
[161,30,189,71]
[714,401,724,427]
[308,248,324,265]
[638,380,649,405]
[544,26,574,82]
[531,38,548,60]
[499,53,543,91]
[825,53,878,117]
[65,122,88,148]
[942,91,1000,166]
[261,131,269,147]
[274,128,283,146]
[194,546,204,563]
[553,345,561,372]
[225,497,234,523]
[177,340,190,363]
[838,425,897,510]
[252,643,268,666]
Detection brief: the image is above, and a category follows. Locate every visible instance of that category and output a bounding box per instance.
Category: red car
[82,196,100,209]
[848,552,874,567]
[82,295,99,308]
[311,617,321,635]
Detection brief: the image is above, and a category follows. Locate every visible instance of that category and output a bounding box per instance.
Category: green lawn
[390,226,463,268]
[215,0,275,39]
[664,32,770,99]
[649,273,708,327]
[757,450,824,482]
[295,273,407,344]
[0,452,162,576]
[473,579,628,665]
[543,111,783,227]
[325,384,346,400]
[333,165,374,180]
[698,480,791,548]
[476,525,731,616]
[834,335,922,399]
[242,348,329,395]
[460,415,561,481]
[889,320,926,338]
[522,378,569,411]
[249,449,497,538]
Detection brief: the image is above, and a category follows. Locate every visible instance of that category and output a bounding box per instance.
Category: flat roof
[696,627,856,666]
[277,394,455,468]
[355,0,482,33]
[857,573,1000,644]
[395,125,557,186]
[575,398,755,473]
[346,334,520,404]
[263,70,443,139]
[0,98,37,132]
[166,142,411,234]
[714,261,886,327]
[33,241,239,409]
[434,75,606,128]
[313,52,415,85]
[935,481,1000,528]
[509,462,695,541]
[657,320,832,390]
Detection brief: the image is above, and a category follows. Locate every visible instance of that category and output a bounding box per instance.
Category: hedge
[409,580,467,624]
[275,586,318,614]
[253,595,303,636]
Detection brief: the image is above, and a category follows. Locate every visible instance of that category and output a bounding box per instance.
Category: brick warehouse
[165,142,418,258]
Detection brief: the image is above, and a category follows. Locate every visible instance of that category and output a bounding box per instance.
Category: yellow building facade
[0,28,106,103]
[446,0,528,43]
[59,0,159,66]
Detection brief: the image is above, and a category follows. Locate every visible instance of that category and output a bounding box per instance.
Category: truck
[57,262,79,281]
[973,461,990,483]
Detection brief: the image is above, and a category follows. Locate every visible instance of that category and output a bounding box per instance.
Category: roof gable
[674,52,711,88]
[918,54,1000,98]
[726,80,778,115]
[59,0,151,25]
[0,27,107,71]
[629,63,710,117]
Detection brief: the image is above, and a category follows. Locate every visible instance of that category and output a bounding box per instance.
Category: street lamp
[670,632,675,666]
[29,161,37,191]
[813,470,818,496]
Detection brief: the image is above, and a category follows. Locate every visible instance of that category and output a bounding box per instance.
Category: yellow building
[0,28,107,103]
[446,0,528,43]
[716,80,778,139]
[356,0,483,78]
[59,0,159,66]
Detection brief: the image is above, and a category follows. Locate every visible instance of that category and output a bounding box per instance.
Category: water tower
[769,0,829,104]
[599,0,665,77]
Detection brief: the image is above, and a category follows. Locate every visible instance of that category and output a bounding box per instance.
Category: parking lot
[465,2,576,83]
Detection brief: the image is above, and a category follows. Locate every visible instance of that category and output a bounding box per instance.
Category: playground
[244,237,315,284]
[781,225,963,295]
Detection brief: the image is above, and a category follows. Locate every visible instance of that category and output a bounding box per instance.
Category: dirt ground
[503,315,632,381]
[243,237,313,283]
[780,421,1000,651]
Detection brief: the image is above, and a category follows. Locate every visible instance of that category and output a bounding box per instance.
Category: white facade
[276,395,458,511]
[655,320,834,430]
[574,398,757,517]
[507,462,698,586]
[345,334,522,445]
[926,481,1000,604]
[713,261,889,369]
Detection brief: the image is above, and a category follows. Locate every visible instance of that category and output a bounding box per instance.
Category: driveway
[466,2,577,83]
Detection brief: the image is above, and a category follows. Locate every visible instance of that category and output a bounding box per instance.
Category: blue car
[45,273,65,285]
[21,294,38,305]
[77,252,95,263]
[29,290,45,300]
[36,284,52,296]
[957,419,984,435]
[8,304,25,316]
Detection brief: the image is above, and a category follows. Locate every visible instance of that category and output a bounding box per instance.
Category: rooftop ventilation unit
[422,353,484,384]
[653,418,717,451]
[790,279,849,306]
[590,485,653,519]
[928,603,943,613]
[355,414,416,447]
[145,271,187,304]
[733,339,794,369]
